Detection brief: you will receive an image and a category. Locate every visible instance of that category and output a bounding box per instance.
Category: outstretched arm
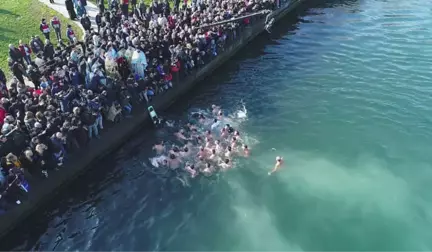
[268,163,280,175]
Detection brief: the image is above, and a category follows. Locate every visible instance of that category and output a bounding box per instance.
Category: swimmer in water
[152,140,165,154]
[205,136,213,149]
[217,110,223,120]
[202,162,212,175]
[211,118,220,131]
[209,149,217,161]
[211,104,221,115]
[231,137,238,149]
[168,153,181,169]
[170,145,180,155]
[197,146,208,159]
[205,130,213,140]
[175,129,188,141]
[214,140,223,153]
[225,146,233,158]
[185,162,198,178]
[220,127,228,139]
[180,146,190,158]
[219,158,232,170]
[225,124,234,134]
[242,144,250,157]
[268,156,284,175]
[187,122,198,131]
[196,136,203,145]
[199,113,206,124]
[234,130,242,142]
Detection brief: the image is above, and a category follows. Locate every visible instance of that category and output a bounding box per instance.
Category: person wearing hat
[39,18,51,40]
[50,16,62,42]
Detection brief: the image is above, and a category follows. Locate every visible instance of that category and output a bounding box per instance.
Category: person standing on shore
[39,19,50,40]
[50,16,62,42]
[18,40,32,65]
[96,0,105,14]
[66,25,76,43]
[9,44,24,66]
[120,0,129,17]
[80,14,92,32]
[95,11,103,32]
[65,0,77,20]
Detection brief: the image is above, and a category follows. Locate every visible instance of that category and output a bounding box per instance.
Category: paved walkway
[38,0,98,30]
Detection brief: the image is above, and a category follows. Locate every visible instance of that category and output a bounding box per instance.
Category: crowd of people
[0,0,276,210]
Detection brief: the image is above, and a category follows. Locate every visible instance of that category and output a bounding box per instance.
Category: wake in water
[149,103,255,182]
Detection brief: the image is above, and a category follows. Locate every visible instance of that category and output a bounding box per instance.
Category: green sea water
[5,0,432,250]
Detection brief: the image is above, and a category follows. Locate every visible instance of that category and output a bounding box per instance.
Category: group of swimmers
[151,104,284,177]
[151,105,251,178]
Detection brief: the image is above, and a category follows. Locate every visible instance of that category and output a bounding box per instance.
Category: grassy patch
[0,0,83,76]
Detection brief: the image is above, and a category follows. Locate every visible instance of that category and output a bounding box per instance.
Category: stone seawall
[0,0,304,239]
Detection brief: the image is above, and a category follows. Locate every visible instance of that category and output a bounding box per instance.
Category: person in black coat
[27,65,42,89]
[96,0,105,14]
[11,62,26,85]
[9,44,24,65]
[43,40,55,60]
[80,14,92,32]
[96,11,103,32]
[0,68,6,86]
[65,0,77,20]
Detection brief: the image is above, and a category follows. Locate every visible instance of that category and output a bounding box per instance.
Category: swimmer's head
[243,144,248,149]
[200,146,205,151]
[206,162,211,168]
[183,147,189,152]
[173,146,179,152]
[170,154,176,159]
[190,164,195,170]
[225,158,230,164]
[163,160,168,164]
[218,111,223,116]
[234,131,240,136]
[215,139,220,145]
[212,149,216,154]
[225,124,230,128]
[227,146,232,151]
[232,137,237,142]
[206,130,211,134]
[276,156,282,161]
[213,118,218,123]
[211,104,216,109]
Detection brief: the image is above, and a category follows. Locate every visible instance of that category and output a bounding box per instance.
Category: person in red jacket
[50,16,62,42]
[18,40,32,65]
[39,18,50,40]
